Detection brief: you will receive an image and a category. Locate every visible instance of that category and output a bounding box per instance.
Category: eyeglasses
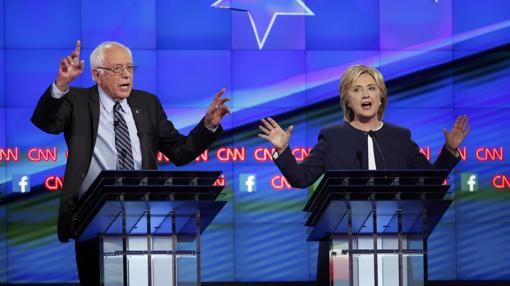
[97,64,138,74]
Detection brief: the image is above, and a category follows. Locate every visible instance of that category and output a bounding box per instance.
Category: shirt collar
[98,86,129,114]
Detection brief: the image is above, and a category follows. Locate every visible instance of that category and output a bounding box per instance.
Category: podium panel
[72,171,226,286]
[102,235,198,286]
[305,170,452,286]
[331,235,424,286]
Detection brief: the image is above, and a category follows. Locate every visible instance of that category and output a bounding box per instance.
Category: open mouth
[361,102,372,110]
[119,83,130,90]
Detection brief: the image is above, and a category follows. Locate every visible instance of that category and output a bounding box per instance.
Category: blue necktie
[113,102,135,170]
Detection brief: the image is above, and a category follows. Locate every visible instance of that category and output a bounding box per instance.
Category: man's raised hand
[56,40,85,91]
[204,88,230,129]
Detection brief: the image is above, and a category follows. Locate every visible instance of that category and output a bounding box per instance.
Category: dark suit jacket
[32,84,223,242]
[274,121,459,187]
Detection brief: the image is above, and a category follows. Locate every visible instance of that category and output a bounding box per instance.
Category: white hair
[90,41,133,79]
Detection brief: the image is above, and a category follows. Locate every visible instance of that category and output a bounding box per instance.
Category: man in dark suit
[31,40,230,285]
[258,65,470,285]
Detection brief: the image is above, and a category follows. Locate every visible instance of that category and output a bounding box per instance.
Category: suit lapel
[88,86,100,154]
[127,93,150,169]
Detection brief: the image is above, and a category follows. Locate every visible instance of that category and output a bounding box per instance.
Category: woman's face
[346,73,382,122]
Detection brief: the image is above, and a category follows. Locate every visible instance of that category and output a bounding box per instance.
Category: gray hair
[90,41,133,76]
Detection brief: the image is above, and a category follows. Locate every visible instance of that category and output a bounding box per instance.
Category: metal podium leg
[348,208,353,286]
[121,198,128,286]
[196,209,201,286]
[422,208,429,285]
[100,236,105,286]
[146,198,152,286]
[172,209,177,286]
[372,208,378,286]
[398,209,403,286]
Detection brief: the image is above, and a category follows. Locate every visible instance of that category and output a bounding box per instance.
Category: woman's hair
[339,64,388,122]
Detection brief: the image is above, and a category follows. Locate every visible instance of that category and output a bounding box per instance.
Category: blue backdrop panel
[231,51,306,109]
[0,212,6,283]
[81,0,156,49]
[305,0,380,50]
[7,225,76,283]
[457,221,510,280]
[0,0,4,49]
[453,0,510,51]
[0,108,4,147]
[157,50,231,108]
[234,223,310,281]
[4,0,80,49]
[379,50,453,84]
[157,0,231,50]
[163,106,234,133]
[5,50,69,108]
[382,52,454,109]
[201,224,235,281]
[380,0,452,51]
[0,50,5,107]
[428,223,456,280]
[453,51,510,108]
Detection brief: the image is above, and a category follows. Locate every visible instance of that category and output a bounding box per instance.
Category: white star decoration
[211,0,314,49]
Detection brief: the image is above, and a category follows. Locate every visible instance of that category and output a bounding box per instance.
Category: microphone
[368,131,387,171]
[356,151,363,170]
[113,119,119,127]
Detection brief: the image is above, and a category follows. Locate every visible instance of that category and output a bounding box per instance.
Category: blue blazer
[274,121,459,188]
[273,121,459,285]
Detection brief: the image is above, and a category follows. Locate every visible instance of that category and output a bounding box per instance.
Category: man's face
[94,45,133,101]
[346,73,382,122]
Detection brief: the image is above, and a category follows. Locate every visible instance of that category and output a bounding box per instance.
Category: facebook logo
[461,173,478,192]
[239,174,256,193]
[12,175,31,194]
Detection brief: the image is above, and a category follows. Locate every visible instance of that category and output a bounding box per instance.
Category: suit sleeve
[31,84,75,243]
[31,84,72,134]
[273,130,328,188]
[155,97,223,166]
[405,128,459,171]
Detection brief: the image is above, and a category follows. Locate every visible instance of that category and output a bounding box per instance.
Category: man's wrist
[51,81,69,99]
[275,145,288,156]
[205,123,218,133]
[55,79,69,92]
[445,145,459,157]
[272,145,289,160]
[278,144,288,153]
